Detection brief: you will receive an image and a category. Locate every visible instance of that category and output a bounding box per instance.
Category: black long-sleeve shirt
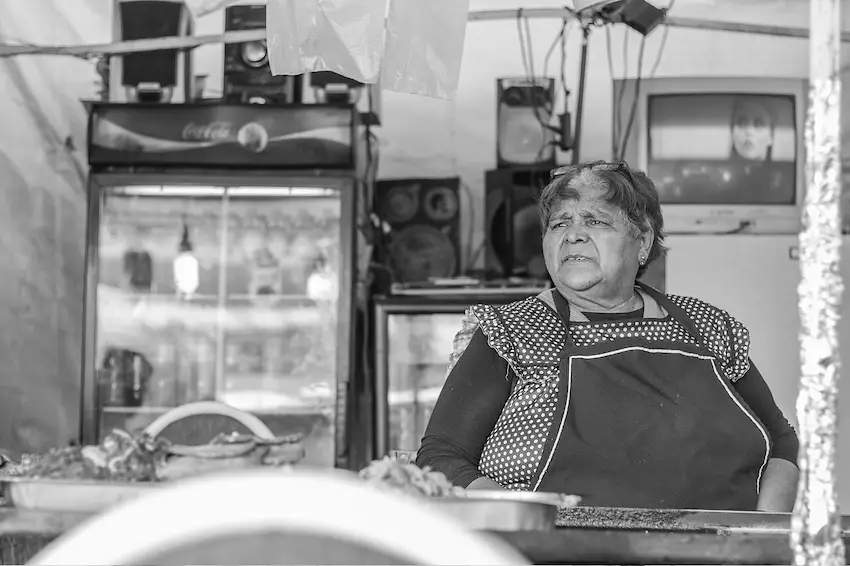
[418,328,800,488]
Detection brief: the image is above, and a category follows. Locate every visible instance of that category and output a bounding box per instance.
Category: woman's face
[731,101,773,161]
[542,172,652,305]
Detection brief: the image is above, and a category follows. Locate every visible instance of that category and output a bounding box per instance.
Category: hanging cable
[649,0,677,78]
[543,20,567,78]
[617,35,647,161]
[605,27,619,157]
[613,31,630,159]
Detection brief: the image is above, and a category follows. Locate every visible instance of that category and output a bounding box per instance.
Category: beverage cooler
[82,102,361,468]
[373,291,535,458]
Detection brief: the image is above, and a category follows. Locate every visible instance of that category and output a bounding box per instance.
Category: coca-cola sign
[182,121,232,141]
[89,103,357,169]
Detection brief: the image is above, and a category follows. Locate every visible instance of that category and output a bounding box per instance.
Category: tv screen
[647,93,797,205]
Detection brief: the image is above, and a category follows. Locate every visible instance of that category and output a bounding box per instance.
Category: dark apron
[530,284,771,510]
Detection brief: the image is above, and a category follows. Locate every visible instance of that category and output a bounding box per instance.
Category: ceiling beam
[1,7,848,59]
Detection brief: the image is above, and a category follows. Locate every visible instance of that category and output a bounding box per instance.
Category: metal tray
[1,477,158,513]
[429,490,580,531]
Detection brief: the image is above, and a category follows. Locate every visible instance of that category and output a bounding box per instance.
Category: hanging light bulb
[173,217,199,297]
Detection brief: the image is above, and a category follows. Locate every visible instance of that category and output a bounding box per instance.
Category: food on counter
[158,432,306,481]
[359,456,458,498]
[17,430,169,482]
[6,430,306,483]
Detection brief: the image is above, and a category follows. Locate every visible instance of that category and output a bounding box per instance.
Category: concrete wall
[0,0,103,456]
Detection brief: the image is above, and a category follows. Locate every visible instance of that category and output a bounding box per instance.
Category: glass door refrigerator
[373,291,537,459]
[82,103,359,468]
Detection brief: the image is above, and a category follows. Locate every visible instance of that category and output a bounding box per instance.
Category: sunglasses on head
[549,161,633,181]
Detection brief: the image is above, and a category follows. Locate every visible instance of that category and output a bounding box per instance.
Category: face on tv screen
[647,93,797,205]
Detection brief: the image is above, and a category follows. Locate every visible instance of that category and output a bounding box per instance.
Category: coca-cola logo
[182,122,232,141]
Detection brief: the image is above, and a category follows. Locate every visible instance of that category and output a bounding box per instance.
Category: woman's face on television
[731,101,773,161]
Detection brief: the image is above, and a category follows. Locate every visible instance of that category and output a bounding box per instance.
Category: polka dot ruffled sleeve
[716,308,753,382]
[446,309,481,376]
[669,295,752,382]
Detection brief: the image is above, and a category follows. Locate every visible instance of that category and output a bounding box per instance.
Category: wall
[0,0,105,456]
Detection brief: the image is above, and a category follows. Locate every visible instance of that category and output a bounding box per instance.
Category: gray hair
[539,160,667,277]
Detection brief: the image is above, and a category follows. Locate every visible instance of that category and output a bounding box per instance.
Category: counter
[1,506,849,564]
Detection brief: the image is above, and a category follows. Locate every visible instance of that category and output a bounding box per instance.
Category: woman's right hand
[466,476,504,490]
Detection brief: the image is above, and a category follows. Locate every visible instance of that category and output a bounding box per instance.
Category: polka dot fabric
[468,292,753,490]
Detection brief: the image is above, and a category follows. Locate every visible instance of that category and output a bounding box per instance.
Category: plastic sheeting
[381,0,470,100]
[267,0,388,84]
[266,0,469,100]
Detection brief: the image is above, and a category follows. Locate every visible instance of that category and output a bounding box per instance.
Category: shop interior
[0,0,849,562]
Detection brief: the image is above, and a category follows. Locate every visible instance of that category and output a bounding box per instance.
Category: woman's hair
[538,160,666,277]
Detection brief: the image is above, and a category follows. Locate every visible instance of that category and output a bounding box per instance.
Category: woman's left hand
[757,458,799,513]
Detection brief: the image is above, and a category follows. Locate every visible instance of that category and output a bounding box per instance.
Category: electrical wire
[515,11,559,163]
[543,20,567,78]
[617,35,647,161]
[648,25,670,78]
[613,30,630,156]
[516,11,532,79]
[560,20,570,104]
[649,0,677,78]
[605,26,618,157]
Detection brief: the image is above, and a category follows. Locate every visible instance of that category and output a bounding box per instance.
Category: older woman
[417,161,799,512]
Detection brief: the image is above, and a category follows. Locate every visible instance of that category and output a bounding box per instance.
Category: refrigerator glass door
[95,185,340,466]
[385,312,463,452]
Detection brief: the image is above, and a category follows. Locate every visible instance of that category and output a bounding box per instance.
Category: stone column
[792,0,845,564]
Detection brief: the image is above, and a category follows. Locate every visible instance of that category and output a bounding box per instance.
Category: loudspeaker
[484,167,551,279]
[497,77,557,168]
[376,178,461,283]
[110,0,193,103]
[224,4,303,105]
[309,71,364,106]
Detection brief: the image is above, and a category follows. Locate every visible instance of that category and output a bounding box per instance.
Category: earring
[638,253,647,266]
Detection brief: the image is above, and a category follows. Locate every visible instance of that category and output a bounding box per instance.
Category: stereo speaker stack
[484,168,550,280]
[375,178,462,283]
[110,0,194,103]
[497,77,557,168]
[487,77,559,280]
[223,4,303,105]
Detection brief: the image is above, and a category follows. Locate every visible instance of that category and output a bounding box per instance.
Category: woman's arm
[416,329,511,488]
[757,458,799,513]
[733,361,800,512]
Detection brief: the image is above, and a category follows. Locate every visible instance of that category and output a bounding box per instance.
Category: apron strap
[636,281,707,348]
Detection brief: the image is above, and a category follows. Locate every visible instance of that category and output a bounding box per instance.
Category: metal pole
[5,9,850,59]
[571,25,590,165]
[792,0,844,562]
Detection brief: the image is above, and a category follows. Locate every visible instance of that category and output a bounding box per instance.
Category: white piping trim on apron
[531,346,772,498]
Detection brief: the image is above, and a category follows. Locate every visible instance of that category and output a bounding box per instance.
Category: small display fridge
[373,291,536,458]
[82,102,360,468]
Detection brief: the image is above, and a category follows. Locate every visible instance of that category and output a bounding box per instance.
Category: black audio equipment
[484,167,550,279]
[497,77,557,168]
[376,178,462,283]
[112,0,192,102]
[224,4,303,105]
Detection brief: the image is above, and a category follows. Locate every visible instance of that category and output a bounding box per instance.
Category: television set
[614,77,807,234]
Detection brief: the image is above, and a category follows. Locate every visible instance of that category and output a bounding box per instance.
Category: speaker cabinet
[110,0,193,103]
[376,178,461,283]
[485,167,551,279]
[224,4,303,105]
[497,77,557,168]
